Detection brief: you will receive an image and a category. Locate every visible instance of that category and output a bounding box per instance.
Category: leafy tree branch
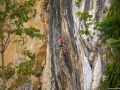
[0,0,44,89]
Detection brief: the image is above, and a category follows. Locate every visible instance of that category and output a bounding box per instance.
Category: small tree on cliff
[0,0,43,89]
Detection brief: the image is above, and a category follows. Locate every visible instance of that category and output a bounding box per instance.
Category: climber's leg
[58,43,67,55]
[60,47,64,55]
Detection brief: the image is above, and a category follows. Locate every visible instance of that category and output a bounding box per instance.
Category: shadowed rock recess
[41,0,111,90]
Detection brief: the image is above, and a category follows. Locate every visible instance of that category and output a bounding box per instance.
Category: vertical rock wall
[0,0,48,89]
[41,0,112,90]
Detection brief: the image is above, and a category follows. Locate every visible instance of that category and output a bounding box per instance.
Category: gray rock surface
[41,0,111,90]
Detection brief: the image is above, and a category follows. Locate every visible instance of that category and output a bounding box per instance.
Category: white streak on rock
[83,55,92,90]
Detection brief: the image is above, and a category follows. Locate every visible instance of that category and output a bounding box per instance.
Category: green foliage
[92,32,96,35]
[108,38,120,51]
[24,27,45,39]
[85,22,92,28]
[11,27,45,39]
[96,0,120,39]
[96,0,120,89]
[98,53,120,89]
[8,1,34,24]
[0,0,43,89]
[95,0,120,50]
[13,51,41,88]
[0,66,15,80]
[76,11,92,21]
[86,37,90,42]
[75,0,81,7]
[76,12,92,36]
[22,50,36,60]
[0,0,35,25]
[79,30,90,35]
[12,28,23,36]
[0,0,37,40]
[0,0,5,3]
[0,51,41,89]
[0,0,42,54]
[4,66,15,80]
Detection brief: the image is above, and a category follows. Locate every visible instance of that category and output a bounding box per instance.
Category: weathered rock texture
[41,0,112,90]
[0,0,48,66]
[0,0,48,89]
[0,0,112,89]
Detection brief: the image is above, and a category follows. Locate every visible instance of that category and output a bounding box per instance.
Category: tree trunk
[1,51,5,90]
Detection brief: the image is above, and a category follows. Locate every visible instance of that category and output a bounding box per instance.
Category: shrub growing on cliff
[0,50,41,89]
[96,0,120,39]
[76,11,92,39]
[0,0,43,89]
[96,0,120,89]
[95,0,120,51]
[76,11,92,21]
[75,0,81,7]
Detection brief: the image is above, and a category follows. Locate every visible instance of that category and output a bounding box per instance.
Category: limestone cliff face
[41,0,112,90]
[0,0,112,89]
[0,0,48,66]
[0,0,48,89]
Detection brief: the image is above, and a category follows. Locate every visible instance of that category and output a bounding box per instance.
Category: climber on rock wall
[58,37,67,54]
